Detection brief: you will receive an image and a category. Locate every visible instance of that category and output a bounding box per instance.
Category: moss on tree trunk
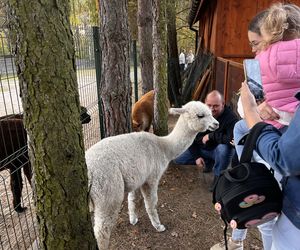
[7,1,97,249]
[153,0,169,136]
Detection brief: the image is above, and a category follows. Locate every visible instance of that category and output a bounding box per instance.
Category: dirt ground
[109,165,263,250]
[109,115,263,250]
[0,114,264,250]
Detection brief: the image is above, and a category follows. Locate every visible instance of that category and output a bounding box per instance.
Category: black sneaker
[203,160,214,173]
[208,176,218,192]
[203,166,213,173]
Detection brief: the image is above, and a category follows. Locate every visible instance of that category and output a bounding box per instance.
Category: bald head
[206,90,224,102]
[205,90,225,118]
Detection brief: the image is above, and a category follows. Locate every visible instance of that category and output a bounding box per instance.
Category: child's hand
[257,101,280,121]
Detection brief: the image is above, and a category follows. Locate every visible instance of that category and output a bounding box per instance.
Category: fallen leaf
[171,231,179,237]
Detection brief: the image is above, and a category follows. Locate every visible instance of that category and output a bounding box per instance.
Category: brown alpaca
[131,90,154,132]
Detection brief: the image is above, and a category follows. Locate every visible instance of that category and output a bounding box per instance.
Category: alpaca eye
[197,114,205,119]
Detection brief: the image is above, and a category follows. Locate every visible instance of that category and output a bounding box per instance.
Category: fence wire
[0,25,101,249]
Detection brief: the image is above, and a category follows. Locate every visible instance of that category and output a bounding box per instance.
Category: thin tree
[138,0,153,94]
[167,0,182,108]
[99,0,132,136]
[7,1,96,249]
[152,0,168,136]
[128,0,138,40]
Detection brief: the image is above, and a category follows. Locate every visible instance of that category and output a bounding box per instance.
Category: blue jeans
[232,219,276,249]
[174,144,234,176]
[271,213,300,250]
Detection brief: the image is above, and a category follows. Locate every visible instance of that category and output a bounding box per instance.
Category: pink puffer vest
[256,39,300,128]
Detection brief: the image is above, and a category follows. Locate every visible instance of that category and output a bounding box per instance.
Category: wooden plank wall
[214,57,227,95]
[208,0,300,62]
[198,0,300,107]
[215,0,256,60]
[213,57,244,106]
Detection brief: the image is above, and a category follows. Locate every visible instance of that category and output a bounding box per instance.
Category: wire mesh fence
[0,25,101,249]
[73,26,101,149]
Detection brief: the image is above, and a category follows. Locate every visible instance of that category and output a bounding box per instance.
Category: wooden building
[188,0,300,104]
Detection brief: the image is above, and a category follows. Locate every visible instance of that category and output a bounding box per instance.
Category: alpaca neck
[163,116,198,160]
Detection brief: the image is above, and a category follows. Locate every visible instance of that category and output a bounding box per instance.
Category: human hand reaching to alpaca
[202,134,209,144]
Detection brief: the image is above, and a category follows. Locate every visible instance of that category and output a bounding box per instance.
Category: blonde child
[255,3,300,129]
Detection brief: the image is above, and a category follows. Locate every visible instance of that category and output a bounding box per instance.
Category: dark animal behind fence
[0,106,91,213]
[0,115,31,213]
[80,106,91,124]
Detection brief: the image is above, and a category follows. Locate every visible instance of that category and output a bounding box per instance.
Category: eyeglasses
[207,104,221,109]
[249,41,261,48]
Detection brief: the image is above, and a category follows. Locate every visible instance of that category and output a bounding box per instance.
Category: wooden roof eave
[188,0,204,28]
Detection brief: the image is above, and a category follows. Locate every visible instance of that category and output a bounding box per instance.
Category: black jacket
[190,105,239,151]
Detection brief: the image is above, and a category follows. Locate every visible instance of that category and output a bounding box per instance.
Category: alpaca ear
[169,107,186,115]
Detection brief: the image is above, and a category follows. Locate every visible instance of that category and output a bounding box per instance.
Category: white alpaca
[86,101,219,249]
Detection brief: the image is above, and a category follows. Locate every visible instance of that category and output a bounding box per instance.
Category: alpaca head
[169,101,219,132]
[80,106,91,124]
[132,120,142,132]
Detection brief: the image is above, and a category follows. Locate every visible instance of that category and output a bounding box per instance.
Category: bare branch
[176,7,190,15]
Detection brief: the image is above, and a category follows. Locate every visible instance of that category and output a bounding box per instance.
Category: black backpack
[212,122,282,244]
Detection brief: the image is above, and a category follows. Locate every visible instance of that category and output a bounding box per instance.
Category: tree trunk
[7,1,96,249]
[128,0,138,40]
[138,0,153,94]
[99,0,132,137]
[166,0,182,108]
[152,0,168,136]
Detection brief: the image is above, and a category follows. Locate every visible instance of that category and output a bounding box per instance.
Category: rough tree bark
[166,0,182,108]
[138,0,153,94]
[7,1,96,249]
[128,0,138,40]
[152,0,168,136]
[99,0,132,137]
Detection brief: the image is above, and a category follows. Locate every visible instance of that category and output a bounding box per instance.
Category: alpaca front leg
[128,191,138,225]
[141,182,166,232]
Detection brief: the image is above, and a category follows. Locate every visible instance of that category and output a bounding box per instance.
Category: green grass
[0,75,19,93]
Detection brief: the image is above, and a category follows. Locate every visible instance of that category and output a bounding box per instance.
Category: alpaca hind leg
[128,191,138,225]
[140,182,166,232]
[23,162,33,186]
[92,180,124,250]
[10,167,26,213]
[93,201,122,250]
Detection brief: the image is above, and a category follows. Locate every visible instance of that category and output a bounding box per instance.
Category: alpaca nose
[213,121,219,129]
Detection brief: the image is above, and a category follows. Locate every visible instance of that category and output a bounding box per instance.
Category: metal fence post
[132,40,138,102]
[92,26,106,139]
